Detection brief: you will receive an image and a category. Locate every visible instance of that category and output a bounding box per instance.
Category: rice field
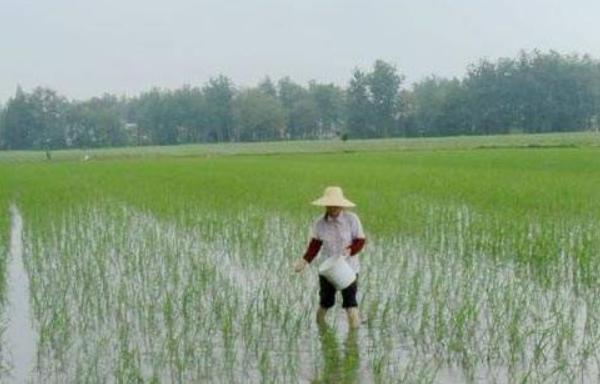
[2,133,600,382]
[0,171,11,378]
[1,131,599,163]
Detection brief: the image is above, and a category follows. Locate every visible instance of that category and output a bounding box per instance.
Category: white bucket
[318,256,356,290]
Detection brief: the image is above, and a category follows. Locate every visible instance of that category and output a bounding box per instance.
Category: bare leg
[346,307,360,328]
[316,306,328,324]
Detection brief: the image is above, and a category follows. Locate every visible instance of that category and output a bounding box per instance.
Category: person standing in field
[294,186,367,328]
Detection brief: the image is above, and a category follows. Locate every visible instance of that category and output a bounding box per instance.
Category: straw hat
[311,186,356,207]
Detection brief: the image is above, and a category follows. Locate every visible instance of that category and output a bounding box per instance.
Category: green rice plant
[3,135,600,382]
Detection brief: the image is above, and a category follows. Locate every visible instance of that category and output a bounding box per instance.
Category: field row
[2,201,599,382]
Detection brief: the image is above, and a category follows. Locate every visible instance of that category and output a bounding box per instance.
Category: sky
[1,0,600,103]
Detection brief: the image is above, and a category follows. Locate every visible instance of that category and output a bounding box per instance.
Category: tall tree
[277,77,315,138]
[309,81,345,138]
[133,88,178,145]
[203,75,235,142]
[288,97,320,139]
[66,94,126,148]
[233,88,286,141]
[345,69,373,138]
[1,87,31,149]
[368,60,403,137]
[258,77,278,98]
[170,85,205,143]
[2,87,68,150]
[409,76,469,136]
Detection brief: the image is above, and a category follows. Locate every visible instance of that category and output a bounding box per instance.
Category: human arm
[346,212,366,256]
[294,238,323,273]
[346,238,366,256]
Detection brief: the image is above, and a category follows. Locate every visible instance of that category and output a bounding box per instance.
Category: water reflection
[13,205,600,382]
[4,205,37,383]
[312,324,360,384]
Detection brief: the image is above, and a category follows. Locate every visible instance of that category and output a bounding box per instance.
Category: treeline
[1,50,600,150]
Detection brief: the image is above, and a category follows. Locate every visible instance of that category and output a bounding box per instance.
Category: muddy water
[5,205,37,382]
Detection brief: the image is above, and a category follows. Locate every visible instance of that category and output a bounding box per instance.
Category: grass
[0,131,599,163]
[1,132,600,382]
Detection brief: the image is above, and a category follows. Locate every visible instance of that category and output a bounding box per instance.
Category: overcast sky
[1,0,600,103]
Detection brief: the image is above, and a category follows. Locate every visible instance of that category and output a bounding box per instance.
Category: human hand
[294,258,308,273]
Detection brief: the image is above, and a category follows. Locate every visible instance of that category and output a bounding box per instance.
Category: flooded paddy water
[4,205,37,382]
[2,201,600,383]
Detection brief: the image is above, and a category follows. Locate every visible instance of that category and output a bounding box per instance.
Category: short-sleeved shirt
[311,210,365,273]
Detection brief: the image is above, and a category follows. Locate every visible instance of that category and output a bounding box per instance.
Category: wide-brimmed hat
[311,186,356,207]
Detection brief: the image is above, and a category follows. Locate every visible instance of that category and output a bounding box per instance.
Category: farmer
[294,186,366,328]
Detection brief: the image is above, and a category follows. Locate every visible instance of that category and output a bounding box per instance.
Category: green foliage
[233,89,285,141]
[308,81,345,138]
[410,50,600,137]
[346,60,404,138]
[257,76,277,99]
[368,60,404,137]
[1,87,69,150]
[2,51,600,151]
[66,94,127,148]
[407,76,468,136]
[346,69,374,138]
[203,75,235,142]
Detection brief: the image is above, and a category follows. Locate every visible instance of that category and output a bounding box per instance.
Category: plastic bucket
[318,256,356,290]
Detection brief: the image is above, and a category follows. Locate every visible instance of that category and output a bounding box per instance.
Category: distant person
[45,150,52,161]
[294,186,366,328]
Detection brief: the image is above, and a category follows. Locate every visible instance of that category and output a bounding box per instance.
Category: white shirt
[311,210,365,273]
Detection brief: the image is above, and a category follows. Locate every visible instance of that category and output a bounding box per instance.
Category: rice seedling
[1,135,600,382]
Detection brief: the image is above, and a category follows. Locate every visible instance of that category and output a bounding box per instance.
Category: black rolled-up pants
[319,274,358,309]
